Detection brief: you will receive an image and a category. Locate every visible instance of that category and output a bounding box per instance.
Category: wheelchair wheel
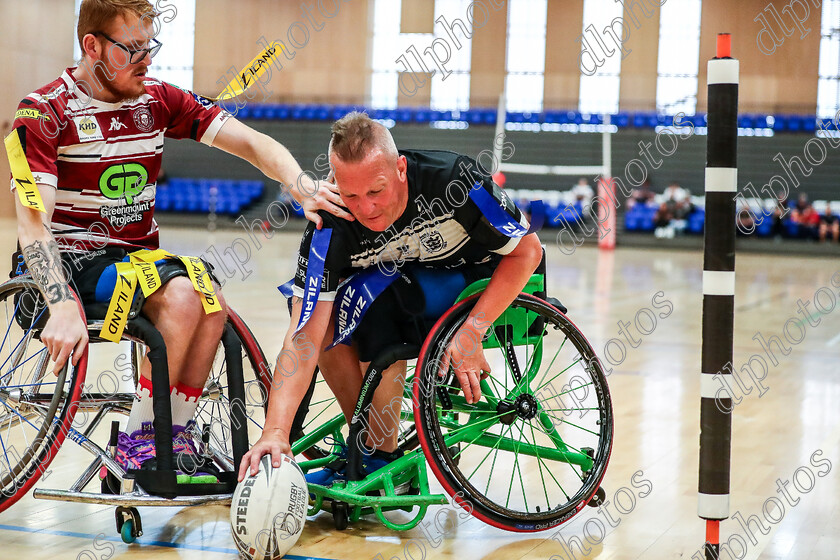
[0,276,87,513]
[413,293,612,532]
[291,363,420,461]
[190,310,271,468]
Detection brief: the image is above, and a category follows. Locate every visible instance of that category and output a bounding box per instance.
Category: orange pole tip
[705,520,720,544]
[716,33,731,58]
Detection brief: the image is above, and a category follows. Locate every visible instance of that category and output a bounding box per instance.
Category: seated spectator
[654,182,694,237]
[771,192,790,238]
[628,178,655,209]
[793,193,810,213]
[571,177,594,208]
[819,203,839,243]
[736,198,755,236]
[795,204,821,240]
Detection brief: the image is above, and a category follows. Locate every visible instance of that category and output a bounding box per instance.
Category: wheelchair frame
[292,272,614,533]
[1,266,613,542]
[0,274,271,543]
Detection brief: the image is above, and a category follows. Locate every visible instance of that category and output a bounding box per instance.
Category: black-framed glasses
[94,32,162,64]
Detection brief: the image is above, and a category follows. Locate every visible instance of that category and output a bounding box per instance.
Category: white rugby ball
[230,454,308,560]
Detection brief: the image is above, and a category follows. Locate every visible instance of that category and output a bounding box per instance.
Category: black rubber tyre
[190,310,271,468]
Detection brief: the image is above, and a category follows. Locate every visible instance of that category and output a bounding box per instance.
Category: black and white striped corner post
[699,33,738,560]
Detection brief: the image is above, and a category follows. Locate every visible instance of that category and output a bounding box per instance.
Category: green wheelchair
[289,272,613,532]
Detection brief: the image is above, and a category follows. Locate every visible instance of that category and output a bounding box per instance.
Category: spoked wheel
[290,362,420,462]
[190,310,271,469]
[413,293,613,532]
[0,276,87,513]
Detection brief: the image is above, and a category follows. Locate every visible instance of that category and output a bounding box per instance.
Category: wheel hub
[496,393,539,424]
[514,393,539,420]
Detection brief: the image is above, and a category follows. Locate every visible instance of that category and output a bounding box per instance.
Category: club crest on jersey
[419,230,446,254]
[132,106,154,132]
[73,115,104,142]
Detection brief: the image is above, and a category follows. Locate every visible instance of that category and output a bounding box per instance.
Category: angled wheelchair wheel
[190,310,272,469]
[413,293,613,532]
[0,276,87,513]
[290,363,420,462]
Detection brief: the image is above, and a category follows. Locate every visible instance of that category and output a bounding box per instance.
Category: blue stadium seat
[543,111,565,124]
[250,105,266,120]
[688,210,705,234]
[414,108,431,123]
[395,108,413,123]
[756,217,772,237]
[612,112,629,127]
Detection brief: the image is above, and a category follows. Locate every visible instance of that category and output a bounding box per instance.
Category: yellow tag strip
[210,42,283,100]
[130,258,162,298]
[100,262,137,343]
[178,256,222,314]
[4,129,46,213]
[130,248,174,263]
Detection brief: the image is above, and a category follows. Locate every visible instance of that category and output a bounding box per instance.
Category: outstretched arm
[211,118,353,228]
[238,296,334,479]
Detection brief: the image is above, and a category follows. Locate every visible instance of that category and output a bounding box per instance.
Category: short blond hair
[329,111,398,163]
[77,0,158,50]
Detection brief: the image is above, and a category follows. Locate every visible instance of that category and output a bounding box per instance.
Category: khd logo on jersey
[73,115,104,142]
[99,163,148,204]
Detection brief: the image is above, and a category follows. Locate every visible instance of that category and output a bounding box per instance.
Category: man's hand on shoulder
[300,179,354,229]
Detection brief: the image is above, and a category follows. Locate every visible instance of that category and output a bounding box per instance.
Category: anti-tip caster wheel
[333,501,349,530]
[587,486,606,508]
[115,506,143,543]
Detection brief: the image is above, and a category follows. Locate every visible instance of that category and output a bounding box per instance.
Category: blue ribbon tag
[469,184,544,236]
[292,228,332,334]
[277,279,294,298]
[326,267,400,350]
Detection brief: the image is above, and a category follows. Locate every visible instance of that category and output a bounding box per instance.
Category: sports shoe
[305,437,349,488]
[172,421,220,483]
[305,440,405,489]
[115,422,157,471]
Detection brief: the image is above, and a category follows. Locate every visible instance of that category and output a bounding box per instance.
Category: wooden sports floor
[1,219,838,560]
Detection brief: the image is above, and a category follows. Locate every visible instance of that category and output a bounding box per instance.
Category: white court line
[826,331,840,347]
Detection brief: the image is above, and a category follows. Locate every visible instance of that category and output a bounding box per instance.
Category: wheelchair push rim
[0,276,88,514]
[413,292,613,532]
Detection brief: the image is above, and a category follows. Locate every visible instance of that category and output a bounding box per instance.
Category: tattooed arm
[15,186,88,374]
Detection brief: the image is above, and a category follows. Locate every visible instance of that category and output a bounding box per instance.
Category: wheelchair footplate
[301,447,449,531]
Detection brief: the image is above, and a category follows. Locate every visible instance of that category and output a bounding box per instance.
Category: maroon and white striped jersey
[10,67,229,253]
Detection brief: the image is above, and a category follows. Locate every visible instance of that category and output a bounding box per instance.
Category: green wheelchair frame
[291,273,613,533]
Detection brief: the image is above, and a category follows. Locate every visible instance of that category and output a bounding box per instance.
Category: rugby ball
[230,454,308,560]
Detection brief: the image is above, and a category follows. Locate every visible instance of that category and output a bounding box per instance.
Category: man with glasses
[9,0,350,480]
